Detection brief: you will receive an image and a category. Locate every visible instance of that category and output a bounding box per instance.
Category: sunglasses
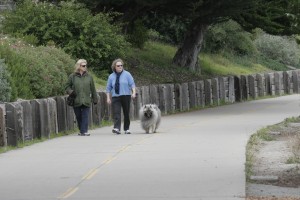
[80,65,87,67]
[116,65,123,67]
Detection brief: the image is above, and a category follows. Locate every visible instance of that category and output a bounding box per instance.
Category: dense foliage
[0,35,75,101]
[0,59,11,102]
[254,33,300,67]
[77,0,300,71]
[0,0,299,102]
[202,20,300,70]
[143,13,187,45]
[2,0,129,74]
[126,19,149,49]
[203,20,257,56]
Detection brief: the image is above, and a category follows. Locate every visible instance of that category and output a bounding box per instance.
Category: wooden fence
[1,70,300,146]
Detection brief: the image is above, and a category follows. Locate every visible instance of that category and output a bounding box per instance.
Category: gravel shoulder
[246,121,300,200]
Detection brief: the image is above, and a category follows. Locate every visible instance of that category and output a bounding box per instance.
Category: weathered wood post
[0,104,7,146]
[204,79,212,106]
[5,102,23,146]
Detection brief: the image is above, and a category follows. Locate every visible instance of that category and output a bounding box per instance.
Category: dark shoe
[78,133,90,136]
[124,130,131,134]
[112,128,121,134]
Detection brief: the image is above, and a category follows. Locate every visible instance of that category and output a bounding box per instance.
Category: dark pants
[73,105,90,134]
[112,95,131,131]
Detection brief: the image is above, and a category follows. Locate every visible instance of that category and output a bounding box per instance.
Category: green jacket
[65,72,98,107]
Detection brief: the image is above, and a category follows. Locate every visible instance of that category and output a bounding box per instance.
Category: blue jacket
[106,70,135,97]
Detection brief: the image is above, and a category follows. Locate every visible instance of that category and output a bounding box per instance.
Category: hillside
[120,41,279,88]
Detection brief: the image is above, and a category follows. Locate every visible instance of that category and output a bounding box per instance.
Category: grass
[92,41,277,89]
[201,53,270,76]
[286,156,300,164]
[127,41,176,68]
[124,41,274,87]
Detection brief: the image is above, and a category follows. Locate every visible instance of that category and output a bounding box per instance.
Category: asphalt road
[0,95,300,200]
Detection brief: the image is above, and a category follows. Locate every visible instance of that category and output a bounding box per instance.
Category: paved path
[0,95,300,200]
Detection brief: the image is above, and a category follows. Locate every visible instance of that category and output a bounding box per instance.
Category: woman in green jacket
[65,59,98,136]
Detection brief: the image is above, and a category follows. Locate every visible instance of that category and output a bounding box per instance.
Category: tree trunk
[172,21,208,73]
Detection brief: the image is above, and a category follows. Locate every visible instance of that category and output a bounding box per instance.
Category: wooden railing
[1,69,300,146]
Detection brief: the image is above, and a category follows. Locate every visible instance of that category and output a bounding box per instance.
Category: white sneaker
[83,132,90,136]
[112,128,121,134]
[124,130,131,134]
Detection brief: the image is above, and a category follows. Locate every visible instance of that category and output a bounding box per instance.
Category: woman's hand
[107,98,111,105]
[131,92,136,99]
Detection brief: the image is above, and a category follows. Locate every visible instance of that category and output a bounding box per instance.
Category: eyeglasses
[116,65,123,67]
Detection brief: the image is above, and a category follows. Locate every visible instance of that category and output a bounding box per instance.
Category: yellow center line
[82,168,100,180]
[103,156,117,164]
[58,134,157,199]
[58,187,79,199]
[118,145,131,153]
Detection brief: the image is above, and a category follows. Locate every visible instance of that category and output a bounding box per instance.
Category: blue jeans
[73,105,90,134]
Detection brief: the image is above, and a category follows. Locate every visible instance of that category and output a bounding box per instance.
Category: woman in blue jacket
[106,58,136,134]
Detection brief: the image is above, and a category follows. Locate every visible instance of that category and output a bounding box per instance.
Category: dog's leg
[145,128,149,134]
[152,124,157,133]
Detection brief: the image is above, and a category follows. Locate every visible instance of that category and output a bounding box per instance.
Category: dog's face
[143,105,154,118]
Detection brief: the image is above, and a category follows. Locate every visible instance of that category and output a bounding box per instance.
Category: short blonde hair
[74,59,88,72]
[111,58,124,72]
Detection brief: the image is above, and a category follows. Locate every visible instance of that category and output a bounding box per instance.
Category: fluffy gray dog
[139,104,161,133]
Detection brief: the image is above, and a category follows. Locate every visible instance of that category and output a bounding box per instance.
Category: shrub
[17,46,75,98]
[203,20,257,56]
[0,42,32,100]
[254,33,300,67]
[0,59,11,102]
[2,0,128,74]
[0,35,75,100]
[144,13,187,45]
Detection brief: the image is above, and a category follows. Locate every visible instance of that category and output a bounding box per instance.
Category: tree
[72,0,300,72]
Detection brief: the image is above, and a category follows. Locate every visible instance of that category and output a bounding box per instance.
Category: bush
[203,20,257,56]
[0,35,75,100]
[0,59,11,102]
[143,13,187,45]
[127,19,148,49]
[254,33,300,67]
[18,46,75,98]
[2,0,128,74]
[0,42,32,100]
